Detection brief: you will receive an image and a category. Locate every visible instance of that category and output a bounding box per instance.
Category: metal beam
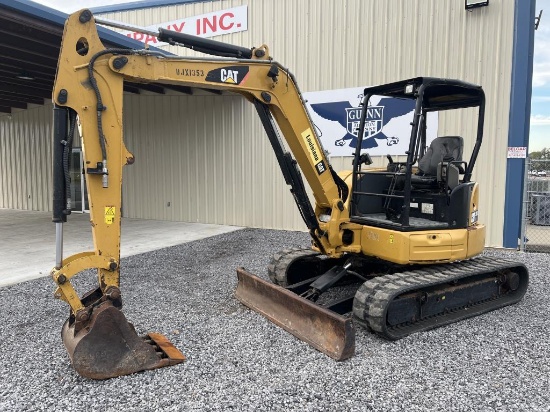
[123,84,141,94]
[0,45,58,67]
[0,31,59,59]
[0,74,52,90]
[126,82,166,94]
[0,53,57,74]
[0,98,27,109]
[0,91,44,105]
[200,88,223,95]
[0,16,61,48]
[0,82,51,98]
[0,66,54,82]
[162,84,193,95]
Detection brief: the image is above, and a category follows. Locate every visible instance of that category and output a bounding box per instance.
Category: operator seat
[411,136,464,188]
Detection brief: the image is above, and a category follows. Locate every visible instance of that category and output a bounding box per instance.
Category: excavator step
[62,301,185,379]
[235,267,355,360]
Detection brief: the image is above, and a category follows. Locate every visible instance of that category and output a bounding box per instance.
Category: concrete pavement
[0,209,242,287]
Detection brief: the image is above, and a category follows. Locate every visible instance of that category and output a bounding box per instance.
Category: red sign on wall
[122,5,248,46]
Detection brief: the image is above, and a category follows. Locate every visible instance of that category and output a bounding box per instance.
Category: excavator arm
[53,10,350,273]
[51,10,354,378]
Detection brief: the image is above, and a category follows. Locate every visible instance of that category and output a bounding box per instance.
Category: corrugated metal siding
[96,0,515,245]
[0,105,53,212]
[122,92,304,229]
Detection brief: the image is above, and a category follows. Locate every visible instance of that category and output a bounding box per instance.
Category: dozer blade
[62,301,185,379]
[235,267,355,360]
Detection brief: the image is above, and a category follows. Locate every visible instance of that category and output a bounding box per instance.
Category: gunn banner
[304,87,438,157]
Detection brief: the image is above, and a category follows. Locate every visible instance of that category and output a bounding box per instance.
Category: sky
[32,0,550,153]
[530,0,550,152]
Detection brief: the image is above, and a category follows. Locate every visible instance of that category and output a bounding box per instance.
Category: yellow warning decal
[105,206,116,225]
[301,128,326,175]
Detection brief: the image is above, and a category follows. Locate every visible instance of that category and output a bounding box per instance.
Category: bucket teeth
[62,301,185,379]
[146,332,186,366]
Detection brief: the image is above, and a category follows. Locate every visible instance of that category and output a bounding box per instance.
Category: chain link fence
[521,158,550,252]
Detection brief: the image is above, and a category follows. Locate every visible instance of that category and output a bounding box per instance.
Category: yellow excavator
[51,10,528,379]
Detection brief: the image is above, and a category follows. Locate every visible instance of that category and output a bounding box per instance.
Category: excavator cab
[351,77,485,232]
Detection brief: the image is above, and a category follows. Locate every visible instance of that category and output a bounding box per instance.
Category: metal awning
[0,0,193,115]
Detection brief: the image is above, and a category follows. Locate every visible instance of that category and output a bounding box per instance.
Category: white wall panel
[0,104,53,212]
[95,0,515,245]
[121,92,304,229]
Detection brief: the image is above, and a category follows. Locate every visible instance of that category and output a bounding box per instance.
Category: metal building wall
[99,0,515,245]
[0,105,53,211]
[122,92,304,229]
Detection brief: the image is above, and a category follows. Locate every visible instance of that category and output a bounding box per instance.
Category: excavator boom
[52,10,352,378]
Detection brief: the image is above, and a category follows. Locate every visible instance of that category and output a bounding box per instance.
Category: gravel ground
[1,228,549,411]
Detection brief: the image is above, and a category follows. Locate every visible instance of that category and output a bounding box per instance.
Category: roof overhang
[0,0,193,115]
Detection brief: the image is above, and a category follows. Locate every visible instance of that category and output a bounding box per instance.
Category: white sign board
[121,5,248,46]
[304,87,438,157]
[507,147,527,158]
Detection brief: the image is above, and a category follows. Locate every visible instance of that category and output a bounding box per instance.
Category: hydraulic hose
[87,48,136,162]
[62,109,77,213]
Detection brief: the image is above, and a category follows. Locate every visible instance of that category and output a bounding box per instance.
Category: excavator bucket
[235,268,355,360]
[61,301,185,380]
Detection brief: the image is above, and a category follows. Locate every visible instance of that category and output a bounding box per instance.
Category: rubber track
[268,248,320,286]
[353,256,528,340]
